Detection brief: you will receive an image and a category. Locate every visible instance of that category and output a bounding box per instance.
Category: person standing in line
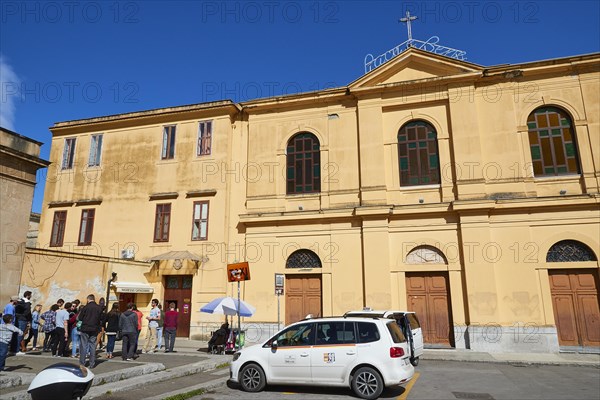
[52,302,70,357]
[132,304,143,357]
[29,304,42,351]
[0,315,22,371]
[40,304,58,352]
[163,302,178,353]
[156,303,164,350]
[103,303,120,359]
[143,299,160,354]
[96,297,106,351]
[3,296,19,354]
[67,303,79,358]
[119,303,139,361]
[2,296,18,322]
[77,294,102,369]
[14,291,32,355]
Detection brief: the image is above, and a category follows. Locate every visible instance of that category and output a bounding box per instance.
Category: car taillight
[390,347,405,358]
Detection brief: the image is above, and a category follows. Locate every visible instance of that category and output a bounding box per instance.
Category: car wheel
[411,356,419,366]
[239,363,266,392]
[352,367,384,400]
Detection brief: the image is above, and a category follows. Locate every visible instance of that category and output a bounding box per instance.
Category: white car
[344,310,424,366]
[230,316,414,400]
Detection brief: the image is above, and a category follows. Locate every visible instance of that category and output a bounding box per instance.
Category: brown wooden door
[164,275,193,337]
[118,293,135,312]
[406,272,453,347]
[549,269,600,348]
[285,275,322,325]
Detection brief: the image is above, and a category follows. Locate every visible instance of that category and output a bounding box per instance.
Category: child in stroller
[207,323,229,354]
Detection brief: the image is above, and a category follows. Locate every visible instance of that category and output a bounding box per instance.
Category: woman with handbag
[104,303,120,359]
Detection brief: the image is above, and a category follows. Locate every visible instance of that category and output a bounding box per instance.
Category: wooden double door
[163,275,193,337]
[285,275,322,325]
[549,269,600,348]
[406,272,454,347]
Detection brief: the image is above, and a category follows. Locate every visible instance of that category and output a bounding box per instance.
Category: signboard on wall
[275,273,284,295]
[227,262,251,282]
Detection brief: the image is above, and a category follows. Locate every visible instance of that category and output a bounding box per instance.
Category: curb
[0,363,166,400]
[86,356,230,399]
[421,354,600,368]
[145,375,229,400]
[0,373,36,391]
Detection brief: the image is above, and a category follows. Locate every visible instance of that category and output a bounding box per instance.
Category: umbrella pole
[237,280,241,349]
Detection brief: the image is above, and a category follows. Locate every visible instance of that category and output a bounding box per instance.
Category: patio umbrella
[200,296,256,317]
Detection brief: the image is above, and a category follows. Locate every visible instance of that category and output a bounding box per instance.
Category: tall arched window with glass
[398,121,440,186]
[527,107,581,176]
[286,132,321,194]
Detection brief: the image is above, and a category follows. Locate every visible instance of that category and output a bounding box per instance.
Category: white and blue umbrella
[200,296,256,317]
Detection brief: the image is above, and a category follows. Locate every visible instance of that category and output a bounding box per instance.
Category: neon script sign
[364,36,467,74]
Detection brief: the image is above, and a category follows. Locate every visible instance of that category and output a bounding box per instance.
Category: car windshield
[386,321,407,343]
[266,322,315,347]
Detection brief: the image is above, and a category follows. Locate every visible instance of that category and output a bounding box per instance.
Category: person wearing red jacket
[132,304,143,357]
[163,303,178,353]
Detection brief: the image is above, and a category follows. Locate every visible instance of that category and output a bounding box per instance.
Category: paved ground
[0,339,598,400]
[189,361,600,400]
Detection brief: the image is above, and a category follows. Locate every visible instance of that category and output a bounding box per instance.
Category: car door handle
[300,352,309,357]
[346,351,356,355]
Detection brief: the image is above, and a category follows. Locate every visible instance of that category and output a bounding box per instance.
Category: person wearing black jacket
[119,303,139,361]
[77,294,102,369]
[14,291,32,355]
[104,303,120,359]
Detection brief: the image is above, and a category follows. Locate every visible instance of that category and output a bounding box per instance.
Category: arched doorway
[285,249,322,324]
[547,240,599,349]
[405,245,454,347]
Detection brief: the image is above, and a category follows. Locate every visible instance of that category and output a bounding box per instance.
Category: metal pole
[277,293,281,332]
[106,272,116,310]
[237,280,241,349]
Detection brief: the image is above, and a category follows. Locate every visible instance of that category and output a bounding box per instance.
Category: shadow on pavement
[3,363,33,372]
[225,380,406,398]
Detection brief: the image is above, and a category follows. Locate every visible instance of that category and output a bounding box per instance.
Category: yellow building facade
[32,49,599,352]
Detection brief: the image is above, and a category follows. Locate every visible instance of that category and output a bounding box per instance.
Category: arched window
[527,107,581,176]
[406,245,448,264]
[546,240,597,262]
[286,132,320,194]
[286,249,322,269]
[398,120,440,186]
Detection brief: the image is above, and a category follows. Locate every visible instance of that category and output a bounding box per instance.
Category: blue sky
[1,1,599,212]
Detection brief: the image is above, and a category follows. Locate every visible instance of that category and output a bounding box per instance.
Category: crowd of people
[0,292,179,371]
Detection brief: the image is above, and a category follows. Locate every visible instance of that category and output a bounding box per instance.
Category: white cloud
[0,55,20,130]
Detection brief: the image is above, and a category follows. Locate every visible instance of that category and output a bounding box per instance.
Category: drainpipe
[106,272,117,310]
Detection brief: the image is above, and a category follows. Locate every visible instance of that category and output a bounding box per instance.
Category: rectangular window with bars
[197,121,212,156]
[78,209,95,245]
[62,138,76,170]
[162,126,176,160]
[153,203,171,242]
[50,211,67,247]
[191,201,209,240]
[88,134,103,167]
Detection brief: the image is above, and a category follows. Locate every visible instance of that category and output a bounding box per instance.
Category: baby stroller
[225,329,237,354]
[208,323,229,355]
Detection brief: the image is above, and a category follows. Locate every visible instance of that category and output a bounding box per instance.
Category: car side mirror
[271,340,278,349]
